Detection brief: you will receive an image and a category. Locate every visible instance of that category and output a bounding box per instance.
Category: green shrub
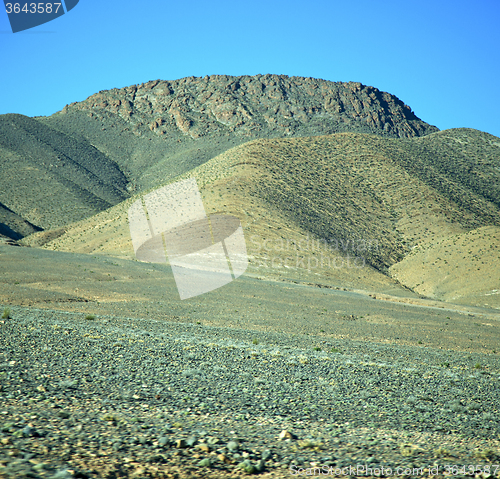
[85,314,96,320]
[1,308,11,320]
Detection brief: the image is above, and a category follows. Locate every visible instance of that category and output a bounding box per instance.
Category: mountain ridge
[57,74,438,139]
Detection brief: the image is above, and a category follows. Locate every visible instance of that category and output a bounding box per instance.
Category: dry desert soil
[1,244,500,479]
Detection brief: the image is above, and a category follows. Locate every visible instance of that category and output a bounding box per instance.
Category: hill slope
[0,114,129,238]
[0,201,41,240]
[23,128,500,306]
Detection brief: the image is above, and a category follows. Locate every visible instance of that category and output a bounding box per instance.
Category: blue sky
[1,0,499,137]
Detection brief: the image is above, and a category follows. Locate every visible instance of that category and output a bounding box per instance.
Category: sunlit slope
[23,129,500,302]
[390,226,500,307]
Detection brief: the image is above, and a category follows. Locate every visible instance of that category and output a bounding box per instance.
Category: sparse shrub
[298,439,324,450]
[399,443,417,457]
[252,338,259,345]
[450,401,464,413]
[467,402,481,412]
[1,308,11,320]
[474,448,499,461]
[101,414,118,422]
[85,314,96,320]
[434,447,450,458]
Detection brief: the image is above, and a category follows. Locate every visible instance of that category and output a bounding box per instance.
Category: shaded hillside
[39,74,438,192]
[0,201,41,240]
[23,128,500,306]
[396,128,500,214]
[0,114,129,238]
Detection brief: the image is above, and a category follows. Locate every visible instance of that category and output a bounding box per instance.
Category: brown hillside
[23,129,500,306]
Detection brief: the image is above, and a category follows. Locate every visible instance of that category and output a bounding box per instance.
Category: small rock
[149,454,165,463]
[262,449,272,461]
[1,422,15,432]
[227,440,239,451]
[256,459,265,472]
[22,426,40,437]
[198,458,212,467]
[237,460,258,474]
[279,430,297,440]
[1,437,10,445]
[196,443,210,453]
[207,436,219,445]
[158,436,169,447]
[50,469,73,479]
[33,463,48,471]
[218,453,232,464]
[36,385,46,393]
[186,436,197,447]
[175,439,186,448]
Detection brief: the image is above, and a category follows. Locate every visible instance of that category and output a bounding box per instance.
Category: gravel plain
[1,305,500,479]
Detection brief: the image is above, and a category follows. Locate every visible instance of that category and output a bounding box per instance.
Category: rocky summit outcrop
[60,74,438,140]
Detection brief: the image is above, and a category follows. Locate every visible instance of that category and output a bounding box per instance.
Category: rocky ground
[1,306,499,479]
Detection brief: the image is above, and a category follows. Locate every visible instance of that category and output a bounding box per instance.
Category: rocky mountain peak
[61,74,438,140]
